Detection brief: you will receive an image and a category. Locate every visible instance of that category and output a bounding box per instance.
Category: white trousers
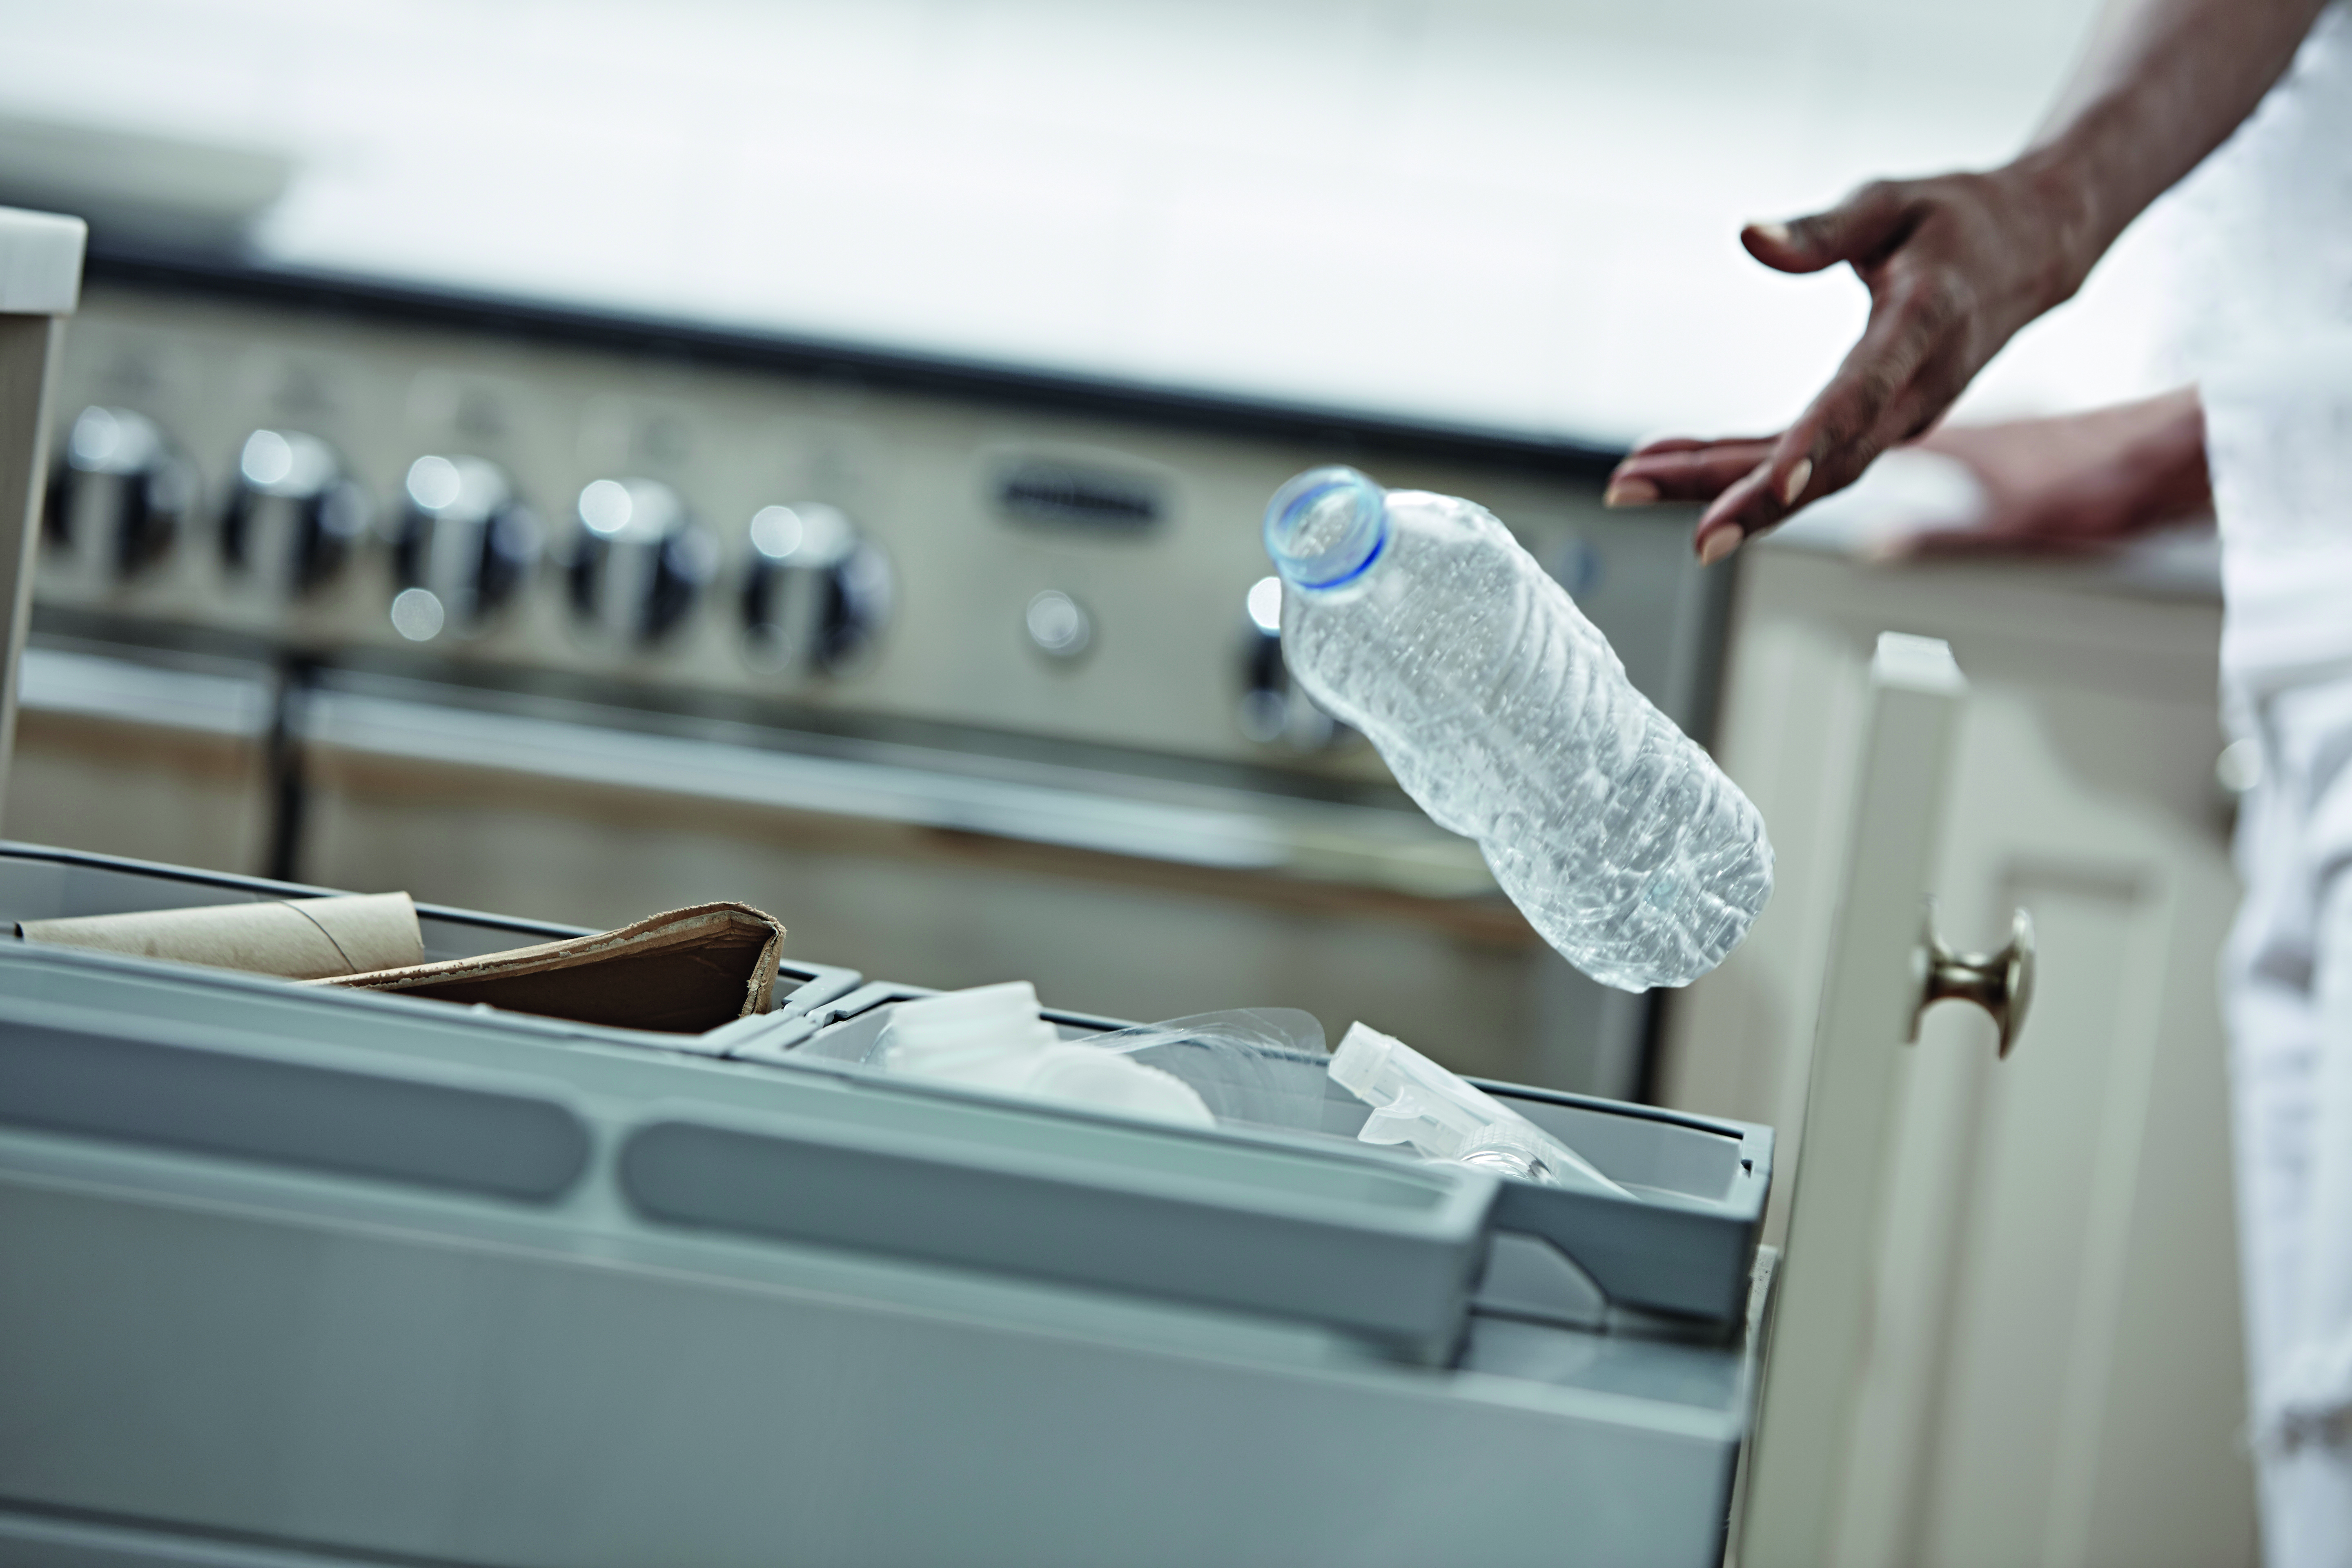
[2230,672,2352,1567]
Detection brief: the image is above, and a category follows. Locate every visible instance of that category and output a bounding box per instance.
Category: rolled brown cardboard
[316,901,785,1034]
[18,893,424,980]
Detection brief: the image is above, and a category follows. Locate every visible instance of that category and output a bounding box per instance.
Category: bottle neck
[1264,466,1390,592]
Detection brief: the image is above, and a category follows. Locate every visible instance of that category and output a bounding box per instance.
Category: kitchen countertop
[0,205,82,315]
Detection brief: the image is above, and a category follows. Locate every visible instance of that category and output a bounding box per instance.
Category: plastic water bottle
[1263,466,1772,991]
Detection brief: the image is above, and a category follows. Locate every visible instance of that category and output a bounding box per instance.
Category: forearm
[2020,0,2330,299]
[1921,387,2204,488]
[2089,386,2211,527]
[1909,388,2210,552]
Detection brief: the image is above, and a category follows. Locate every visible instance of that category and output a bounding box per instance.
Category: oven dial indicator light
[1025,589,1092,660]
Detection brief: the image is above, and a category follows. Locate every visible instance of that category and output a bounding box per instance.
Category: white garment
[2205,344,2352,691]
[2177,7,2352,1560]
[2226,685,2352,1568]
[2176,0,2352,690]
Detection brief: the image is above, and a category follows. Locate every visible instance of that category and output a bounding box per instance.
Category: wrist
[2077,391,2212,535]
[2000,144,2111,311]
[2123,387,2213,523]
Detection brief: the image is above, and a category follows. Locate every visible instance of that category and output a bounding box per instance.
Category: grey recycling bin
[0,843,1773,1568]
[782,979,1773,1339]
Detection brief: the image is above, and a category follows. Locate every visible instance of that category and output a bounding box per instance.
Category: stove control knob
[568,477,714,646]
[742,503,892,674]
[390,454,541,641]
[1237,574,1350,751]
[42,405,195,580]
[220,428,372,597]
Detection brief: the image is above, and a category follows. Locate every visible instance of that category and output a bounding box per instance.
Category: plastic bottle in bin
[1262,466,1772,991]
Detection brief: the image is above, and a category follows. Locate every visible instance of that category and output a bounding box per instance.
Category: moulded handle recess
[1910,904,2035,1058]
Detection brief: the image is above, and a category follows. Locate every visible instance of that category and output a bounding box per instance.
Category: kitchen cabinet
[0,646,274,876]
[1666,540,2252,1567]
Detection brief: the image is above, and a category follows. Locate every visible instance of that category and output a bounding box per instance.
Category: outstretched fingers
[1689,272,1965,558]
[1742,180,1918,276]
[1687,461,1778,564]
[1605,438,1776,506]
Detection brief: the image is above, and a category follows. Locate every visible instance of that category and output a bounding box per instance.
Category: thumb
[1742,181,1912,275]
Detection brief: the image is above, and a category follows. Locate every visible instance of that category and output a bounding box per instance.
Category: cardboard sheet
[315,901,786,1034]
[19,893,424,980]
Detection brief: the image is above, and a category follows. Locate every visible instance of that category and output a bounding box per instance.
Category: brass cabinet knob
[1911,905,2035,1059]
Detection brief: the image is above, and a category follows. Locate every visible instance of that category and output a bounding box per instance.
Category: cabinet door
[1687,548,2249,1568]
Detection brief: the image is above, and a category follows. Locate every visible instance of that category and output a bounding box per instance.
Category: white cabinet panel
[1671,546,2250,1568]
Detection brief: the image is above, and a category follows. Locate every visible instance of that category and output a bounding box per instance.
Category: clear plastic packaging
[868,995,1622,1198]
[873,982,1215,1127]
[1076,1007,1335,1134]
[1329,1022,1625,1196]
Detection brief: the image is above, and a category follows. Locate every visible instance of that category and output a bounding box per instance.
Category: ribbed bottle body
[1278,486,1771,991]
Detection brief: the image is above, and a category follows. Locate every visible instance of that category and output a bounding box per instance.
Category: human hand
[1604,162,2098,563]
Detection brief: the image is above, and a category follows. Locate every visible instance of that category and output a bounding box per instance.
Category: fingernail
[1780,457,1813,506]
[1747,220,1793,246]
[1604,477,1659,508]
[1697,528,1741,567]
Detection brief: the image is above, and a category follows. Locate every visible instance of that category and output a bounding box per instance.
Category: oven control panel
[41,280,1719,773]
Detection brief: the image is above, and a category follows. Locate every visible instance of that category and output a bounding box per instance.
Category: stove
[14,251,1731,1098]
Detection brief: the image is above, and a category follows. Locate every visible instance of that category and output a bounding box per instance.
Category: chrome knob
[1025,589,1093,660]
[220,428,371,597]
[567,477,714,646]
[1236,574,1349,751]
[42,405,194,581]
[390,454,541,641]
[742,503,893,675]
[1910,905,2036,1058]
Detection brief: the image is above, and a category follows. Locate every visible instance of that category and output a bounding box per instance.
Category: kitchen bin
[779,980,1773,1336]
[0,842,1770,1568]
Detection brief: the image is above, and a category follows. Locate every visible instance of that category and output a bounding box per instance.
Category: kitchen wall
[0,0,2153,447]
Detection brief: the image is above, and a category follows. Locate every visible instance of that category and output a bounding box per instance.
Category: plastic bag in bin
[1076,1008,1336,1134]
[864,991,1332,1133]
